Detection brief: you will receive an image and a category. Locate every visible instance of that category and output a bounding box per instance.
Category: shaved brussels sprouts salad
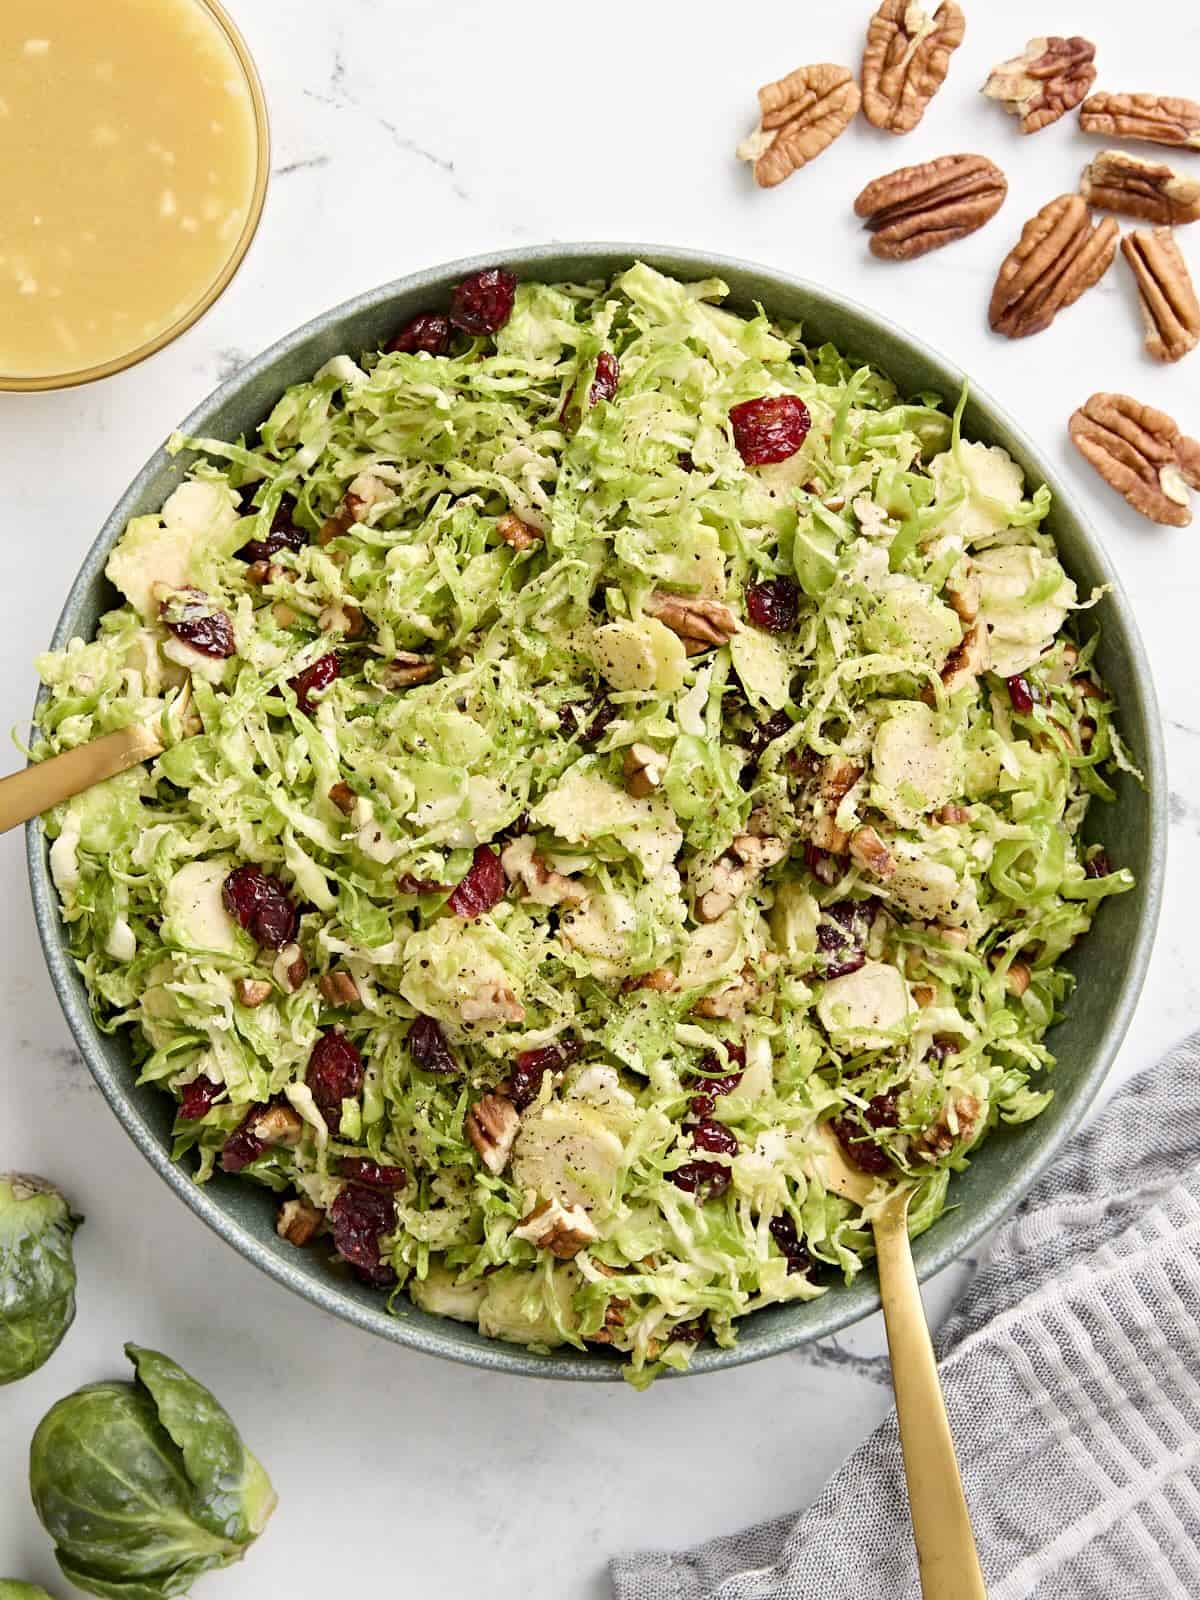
[36,262,1136,1383]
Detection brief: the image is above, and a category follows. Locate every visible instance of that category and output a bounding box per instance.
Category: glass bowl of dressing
[0,0,268,391]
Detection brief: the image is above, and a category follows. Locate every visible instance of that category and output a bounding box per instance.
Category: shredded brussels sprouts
[36,263,1135,1384]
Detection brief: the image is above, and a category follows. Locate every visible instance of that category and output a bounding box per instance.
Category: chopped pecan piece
[912,1093,981,1162]
[736,63,861,187]
[251,1102,305,1149]
[623,742,666,798]
[810,816,851,855]
[465,1093,521,1175]
[944,560,980,624]
[513,1197,599,1259]
[982,36,1096,133]
[820,755,864,809]
[1069,393,1200,527]
[380,652,437,688]
[318,471,391,545]
[1081,150,1200,227]
[938,622,990,694]
[1004,961,1031,997]
[697,831,788,922]
[644,591,739,654]
[1079,92,1200,150]
[318,600,365,639]
[496,511,542,551]
[277,1196,323,1246]
[861,0,966,134]
[500,836,589,909]
[1120,229,1200,364]
[319,970,361,1007]
[272,942,308,993]
[989,195,1119,339]
[936,803,970,825]
[849,825,895,879]
[235,977,273,1008]
[621,967,677,994]
[329,781,356,815]
[854,154,1007,261]
[693,967,760,1020]
[460,983,525,1025]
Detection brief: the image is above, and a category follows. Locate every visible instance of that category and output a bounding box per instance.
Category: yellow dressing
[0,0,263,382]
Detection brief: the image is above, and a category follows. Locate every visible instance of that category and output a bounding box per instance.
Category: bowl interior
[28,245,1165,1379]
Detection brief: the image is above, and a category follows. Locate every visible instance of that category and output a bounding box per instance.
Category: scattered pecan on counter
[854,154,1007,260]
[860,0,966,134]
[989,194,1119,338]
[736,64,860,187]
[1120,229,1200,364]
[981,36,1096,133]
[1069,393,1200,526]
[1080,150,1200,227]
[1079,91,1200,149]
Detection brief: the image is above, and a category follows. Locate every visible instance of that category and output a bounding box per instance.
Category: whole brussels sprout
[29,1344,277,1600]
[0,1174,81,1385]
[0,1584,59,1599]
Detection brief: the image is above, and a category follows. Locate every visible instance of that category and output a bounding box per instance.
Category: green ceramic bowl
[27,245,1165,1379]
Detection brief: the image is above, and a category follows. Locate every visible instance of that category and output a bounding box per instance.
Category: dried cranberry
[804,841,842,886]
[330,1184,397,1288]
[925,1038,955,1064]
[769,1212,811,1275]
[698,1042,747,1074]
[222,866,299,949]
[677,452,696,472]
[447,845,506,918]
[339,1157,407,1189]
[236,496,307,563]
[672,1119,739,1199]
[407,1014,459,1075]
[746,577,800,634]
[306,1031,365,1133]
[729,395,811,465]
[1085,849,1112,879]
[816,900,873,980]
[449,267,517,336]
[1007,675,1035,715]
[742,709,793,763]
[220,1106,268,1173]
[179,1075,222,1121]
[831,1093,899,1175]
[689,1063,744,1120]
[396,873,449,896]
[388,312,452,355]
[561,688,617,744]
[161,591,236,659]
[287,652,340,716]
[509,1039,583,1110]
[670,1317,707,1344]
[589,351,619,405]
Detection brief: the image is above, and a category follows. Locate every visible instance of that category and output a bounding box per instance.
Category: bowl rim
[0,0,271,394]
[27,241,1166,1379]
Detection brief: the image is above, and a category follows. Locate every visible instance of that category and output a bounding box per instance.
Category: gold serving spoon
[0,686,191,835]
[815,1126,987,1600]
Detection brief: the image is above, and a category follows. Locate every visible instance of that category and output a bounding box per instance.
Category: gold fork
[815,1126,987,1599]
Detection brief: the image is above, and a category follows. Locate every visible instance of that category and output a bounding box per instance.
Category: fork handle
[0,724,164,834]
[874,1202,988,1600]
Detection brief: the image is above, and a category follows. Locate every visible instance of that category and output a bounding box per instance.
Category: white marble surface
[1,1,1198,1592]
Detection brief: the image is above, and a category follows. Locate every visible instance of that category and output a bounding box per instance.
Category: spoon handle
[0,724,164,835]
[874,1199,988,1600]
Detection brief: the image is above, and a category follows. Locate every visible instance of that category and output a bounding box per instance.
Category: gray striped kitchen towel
[612,1030,1200,1600]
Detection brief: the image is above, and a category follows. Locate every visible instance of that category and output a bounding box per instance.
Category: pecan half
[854,154,1007,261]
[465,1092,521,1174]
[1069,393,1200,526]
[1081,150,1200,227]
[644,591,739,653]
[513,1197,598,1259]
[982,36,1096,134]
[736,64,860,188]
[989,195,1119,339]
[861,0,966,134]
[1079,92,1200,150]
[1121,229,1200,364]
